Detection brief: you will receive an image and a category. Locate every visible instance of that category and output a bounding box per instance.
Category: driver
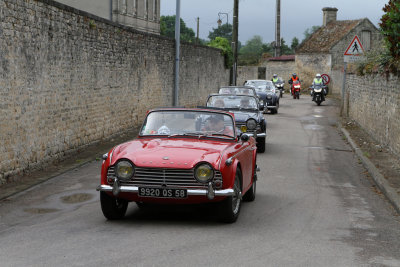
[203,115,234,136]
[214,99,225,108]
[240,98,253,109]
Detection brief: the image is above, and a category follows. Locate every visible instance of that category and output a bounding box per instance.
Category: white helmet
[316,73,321,78]
[273,74,278,77]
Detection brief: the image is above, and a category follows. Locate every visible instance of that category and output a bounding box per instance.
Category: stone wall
[346,73,400,156]
[262,60,296,89]
[295,54,332,90]
[0,0,229,184]
[237,66,260,85]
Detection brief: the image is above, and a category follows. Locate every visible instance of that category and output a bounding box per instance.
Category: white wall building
[56,0,160,34]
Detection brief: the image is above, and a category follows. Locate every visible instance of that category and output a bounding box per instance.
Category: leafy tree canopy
[291,37,300,52]
[208,37,233,68]
[380,0,400,61]
[239,35,264,65]
[160,15,196,43]
[280,38,293,55]
[208,23,233,42]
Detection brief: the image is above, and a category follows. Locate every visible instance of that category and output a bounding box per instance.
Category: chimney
[322,7,338,26]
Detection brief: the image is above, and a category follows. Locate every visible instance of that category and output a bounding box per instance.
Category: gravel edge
[340,126,400,214]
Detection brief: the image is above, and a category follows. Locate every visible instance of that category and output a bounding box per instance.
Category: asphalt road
[1,96,400,266]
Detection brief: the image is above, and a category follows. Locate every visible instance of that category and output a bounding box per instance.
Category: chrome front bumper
[245,132,266,138]
[96,185,235,197]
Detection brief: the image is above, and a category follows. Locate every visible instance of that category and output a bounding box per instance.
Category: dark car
[206,94,267,153]
[244,80,280,114]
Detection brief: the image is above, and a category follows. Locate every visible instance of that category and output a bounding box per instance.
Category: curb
[340,126,400,214]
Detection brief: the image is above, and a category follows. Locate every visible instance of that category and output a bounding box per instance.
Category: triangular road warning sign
[344,35,364,56]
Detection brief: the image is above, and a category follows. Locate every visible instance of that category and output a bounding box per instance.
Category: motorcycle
[273,79,285,98]
[292,80,301,99]
[311,84,327,106]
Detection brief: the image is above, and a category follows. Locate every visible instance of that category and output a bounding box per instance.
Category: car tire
[219,169,242,223]
[243,179,256,202]
[100,191,128,220]
[256,137,266,153]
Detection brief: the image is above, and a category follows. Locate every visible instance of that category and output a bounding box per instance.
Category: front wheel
[219,170,242,223]
[243,179,256,202]
[100,192,128,220]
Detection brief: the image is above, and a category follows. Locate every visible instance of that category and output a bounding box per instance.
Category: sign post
[341,35,364,116]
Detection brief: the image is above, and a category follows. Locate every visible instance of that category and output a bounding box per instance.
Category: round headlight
[246,119,257,130]
[194,164,214,183]
[115,160,134,180]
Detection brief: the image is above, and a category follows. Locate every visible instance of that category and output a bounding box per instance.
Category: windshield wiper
[169,132,207,138]
[208,133,234,138]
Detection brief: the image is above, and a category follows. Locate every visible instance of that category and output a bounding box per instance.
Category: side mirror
[241,134,250,142]
[259,103,264,111]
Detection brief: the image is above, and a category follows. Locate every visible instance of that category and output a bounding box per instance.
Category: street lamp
[217,12,229,26]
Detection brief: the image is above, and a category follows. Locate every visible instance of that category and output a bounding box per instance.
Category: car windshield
[246,80,275,93]
[207,95,258,110]
[246,81,266,87]
[140,110,235,139]
[219,87,256,96]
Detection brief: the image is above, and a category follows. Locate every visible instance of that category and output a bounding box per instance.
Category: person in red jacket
[288,73,300,95]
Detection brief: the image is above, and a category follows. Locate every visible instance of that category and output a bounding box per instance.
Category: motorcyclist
[310,73,325,101]
[271,74,279,84]
[288,73,300,95]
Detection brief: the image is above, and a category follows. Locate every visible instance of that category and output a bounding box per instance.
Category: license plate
[138,187,187,198]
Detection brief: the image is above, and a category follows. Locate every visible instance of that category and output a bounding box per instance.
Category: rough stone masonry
[0,0,230,183]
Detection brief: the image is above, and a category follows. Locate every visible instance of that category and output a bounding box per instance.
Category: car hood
[230,110,258,122]
[257,91,275,99]
[111,138,233,169]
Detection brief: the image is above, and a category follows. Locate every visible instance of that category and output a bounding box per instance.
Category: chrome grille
[107,166,222,189]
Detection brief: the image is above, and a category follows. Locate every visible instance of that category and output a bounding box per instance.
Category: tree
[239,35,264,65]
[160,15,196,43]
[291,37,299,52]
[208,37,233,68]
[208,23,233,42]
[280,38,293,55]
[380,1,400,61]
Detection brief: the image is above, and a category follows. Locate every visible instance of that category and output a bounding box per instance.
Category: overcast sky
[161,0,388,45]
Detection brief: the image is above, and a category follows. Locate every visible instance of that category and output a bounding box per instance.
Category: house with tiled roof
[295,7,382,94]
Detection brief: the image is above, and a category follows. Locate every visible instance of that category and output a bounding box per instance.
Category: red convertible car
[97,108,259,223]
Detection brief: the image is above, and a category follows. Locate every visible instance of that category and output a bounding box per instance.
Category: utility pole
[232,0,239,85]
[174,0,181,106]
[275,0,281,57]
[196,17,199,44]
